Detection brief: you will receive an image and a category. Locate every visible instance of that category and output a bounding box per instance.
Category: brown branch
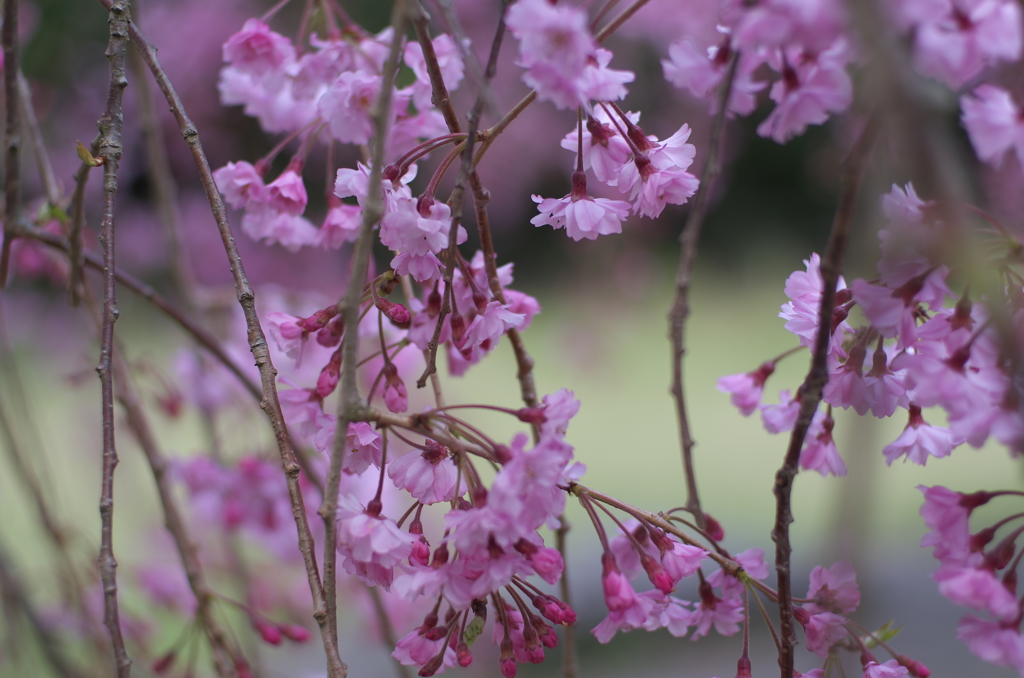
[95,1,132,676]
[127,41,195,307]
[68,137,100,306]
[322,5,411,673]
[99,4,344,673]
[771,117,877,678]
[555,516,578,678]
[0,0,22,288]
[668,52,739,529]
[472,0,650,166]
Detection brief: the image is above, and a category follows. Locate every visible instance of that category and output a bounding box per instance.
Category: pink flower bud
[515,407,547,424]
[896,655,930,677]
[418,653,444,677]
[279,623,311,643]
[152,651,176,674]
[298,306,339,333]
[316,315,345,347]
[383,363,408,413]
[254,620,282,645]
[456,641,473,667]
[704,513,725,541]
[641,553,674,594]
[736,656,752,678]
[499,638,517,677]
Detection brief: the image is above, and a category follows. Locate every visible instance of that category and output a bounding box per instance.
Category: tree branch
[771,117,877,678]
[95,1,132,675]
[322,4,411,672]
[0,0,22,288]
[93,1,341,672]
[668,52,739,528]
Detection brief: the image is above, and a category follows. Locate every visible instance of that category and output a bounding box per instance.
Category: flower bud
[152,651,176,674]
[254,619,282,645]
[279,623,311,642]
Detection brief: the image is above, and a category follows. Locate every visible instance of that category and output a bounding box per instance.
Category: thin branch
[68,136,100,306]
[95,1,132,675]
[555,516,578,678]
[771,117,877,678]
[472,0,651,166]
[109,339,241,678]
[127,41,194,307]
[322,4,410,672]
[17,73,60,207]
[95,1,341,672]
[0,0,22,287]
[668,52,739,529]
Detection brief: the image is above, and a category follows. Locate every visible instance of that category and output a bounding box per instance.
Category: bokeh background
[1,0,1023,676]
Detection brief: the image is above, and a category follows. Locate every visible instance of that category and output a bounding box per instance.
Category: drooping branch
[321,4,411,672]
[668,52,739,529]
[17,73,60,207]
[94,1,341,672]
[771,117,877,678]
[0,0,22,288]
[95,1,132,675]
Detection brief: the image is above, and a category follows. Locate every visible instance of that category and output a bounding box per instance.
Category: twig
[771,117,877,678]
[412,0,540,409]
[555,516,578,678]
[95,1,132,676]
[0,0,22,288]
[472,0,651,166]
[322,4,410,672]
[668,52,739,528]
[68,136,100,306]
[101,4,343,673]
[17,73,60,207]
[127,41,194,307]
[0,537,87,678]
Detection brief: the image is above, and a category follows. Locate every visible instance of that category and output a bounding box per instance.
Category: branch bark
[771,117,877,678]
[668,52,739,528]
[95,1,132,676]
[0,0,22,287]
[94,1,341,672]
[322,4,411,672]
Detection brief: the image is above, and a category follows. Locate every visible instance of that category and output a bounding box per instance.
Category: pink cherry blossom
[800,413,847,477]
[883,404,959,465]
[907,0,1022,88]
[717,360,776,416]
[316,200,362,250]
[961,85,1024,167]
[805,561,860,614]
[213,161,267,209]
[862,659,909,678]
[761,390,801,434]
[403,34,466,112]
[387,443,462,504]
[801,610,848,657]
[319,70,384,145]
[934,565,1020,620]
[757,39,853,144]
[957,615,1024,670]
[222,19,295,77]
[530,193,633,241]
[919,485,983,566]
[265,167,308,216]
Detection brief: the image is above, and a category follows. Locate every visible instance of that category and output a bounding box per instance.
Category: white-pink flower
[961,85,1024,167]
[388,443,462,504]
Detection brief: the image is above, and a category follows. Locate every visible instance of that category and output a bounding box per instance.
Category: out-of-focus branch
[0,537,87,678]
[771,117,877,678]
[95,1,132,675]
[93,3,341,672]
[0,0,22,288]
[668,52,739,529]
[17,73,60,207]
[68,137,99,306]
[322,4,411,673]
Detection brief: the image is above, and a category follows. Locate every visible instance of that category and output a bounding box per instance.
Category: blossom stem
[668,49,740,532]
[0,0,22,289]
[746,581,783,655]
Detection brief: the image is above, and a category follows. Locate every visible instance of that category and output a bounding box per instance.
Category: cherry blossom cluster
[662,0,854,143]
[718,181,1024,672]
